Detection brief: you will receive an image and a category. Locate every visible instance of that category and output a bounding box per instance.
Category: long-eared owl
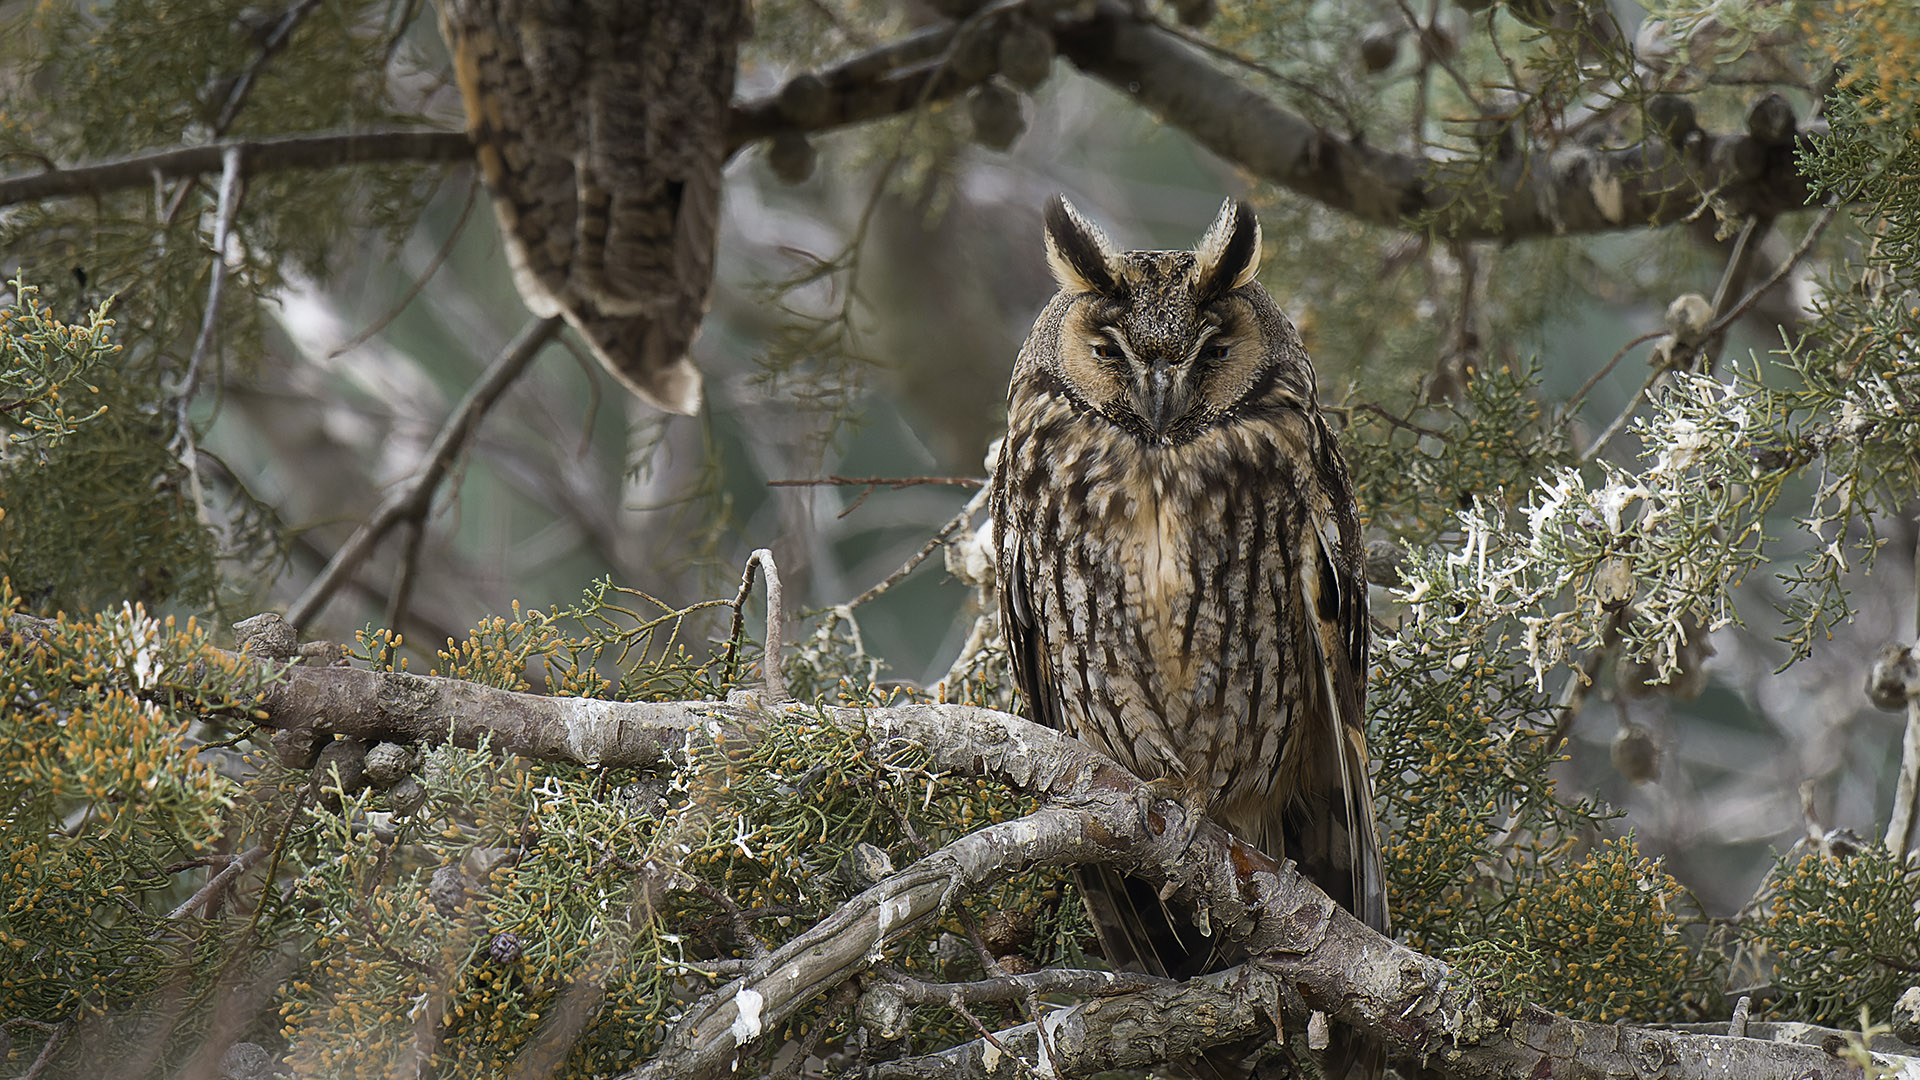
[991,197,1387,1077]
[434,0,749,415]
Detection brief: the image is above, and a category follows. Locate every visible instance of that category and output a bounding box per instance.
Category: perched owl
[991,197,1386,1078]
[435,0,748,415]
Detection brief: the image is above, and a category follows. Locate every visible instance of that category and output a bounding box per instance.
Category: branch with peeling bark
[24,611,1902,1080]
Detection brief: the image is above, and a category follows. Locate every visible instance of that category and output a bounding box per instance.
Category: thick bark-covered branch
[1052,6,1815,239]
[32,627,1895,1080]
[0,20,979,211]
[2,4,1817,242]
[869,977,1917,1080]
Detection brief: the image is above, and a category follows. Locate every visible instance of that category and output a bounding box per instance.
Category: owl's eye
[1206,343,1232,360]
[1093,343,1123,360]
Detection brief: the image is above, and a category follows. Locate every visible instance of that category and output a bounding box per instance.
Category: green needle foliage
[0,282,225,614]
[1760,842,1920,1026]
[0,590,265,1036]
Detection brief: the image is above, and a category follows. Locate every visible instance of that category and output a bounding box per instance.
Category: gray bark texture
[27,610,1903,1080]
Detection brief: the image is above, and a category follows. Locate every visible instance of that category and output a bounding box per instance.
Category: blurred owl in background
[434,0,748,415]
[992,196,1386,1079]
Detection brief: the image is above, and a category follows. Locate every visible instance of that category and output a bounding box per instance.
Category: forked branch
[12,607,1904,1080]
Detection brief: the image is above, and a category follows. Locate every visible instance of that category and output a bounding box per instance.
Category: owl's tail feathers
[1288,720,1391,1080]
[1076,859,1389,1079]
[565,302,704,416]
[1074,864,1219,982]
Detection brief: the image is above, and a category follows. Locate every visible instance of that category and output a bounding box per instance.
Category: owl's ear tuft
[1193,199,1262,301]
[1043,195,1120,296]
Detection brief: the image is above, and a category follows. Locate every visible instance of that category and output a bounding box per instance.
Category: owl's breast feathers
[996,377,1342,831]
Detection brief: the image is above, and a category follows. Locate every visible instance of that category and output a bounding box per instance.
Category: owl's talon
[1175,795,1209,854]
[1131,778,1183,840]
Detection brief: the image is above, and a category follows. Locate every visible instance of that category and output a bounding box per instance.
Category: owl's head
[1029,195,1317,444]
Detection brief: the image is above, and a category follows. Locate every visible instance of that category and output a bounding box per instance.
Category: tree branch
[0,130,473,210]
[1053,5,1817,240]
[12,620,1895,1080]
[284,315,561,629]
[1,5,1821,245]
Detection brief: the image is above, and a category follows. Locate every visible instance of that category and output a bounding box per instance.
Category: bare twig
[846,484,991,611]
[1696,215,1770,374]
[383,518,429,637]
[767,475,983,490]
[875,964,1173,1006]
[725,550,788,700]
[1578,364,1665,462]
[286,316,562,629]
[1584,217,1760,460]
[1889,698,1919,853]
[0,130,472,210]
[170,146,246,528]
[1699,203,1838,346]
[19,1017,70,1080]
[154,0,327,225]
[766,981,857,1080]
[327,176,481,360]
[1546,614,1625,755]
[1339,401,1450,441]
[685,877,772,961]
[769,474,984,520]
[1564,329,1665,417]
[176,147,243,405]
[1582,206,1833,462]
[214,0,324,135]
[947,997,1040,1079]
[165,846,267,920]
[1151,17,1359,133]
[1393,0,1481,115]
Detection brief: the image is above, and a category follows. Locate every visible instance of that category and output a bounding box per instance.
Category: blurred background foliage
[4,0,1920,1074]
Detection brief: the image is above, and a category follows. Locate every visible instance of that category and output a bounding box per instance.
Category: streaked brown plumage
[435,0,747,415]
[991,196,1387,1078]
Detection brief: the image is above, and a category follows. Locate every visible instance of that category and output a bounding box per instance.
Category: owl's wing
[435,0,731,416]
[997,537,1067,735]
[1297,416,1388,936]
[438,0,582,317]
[563,303,703,415]
[572,5,734,319]
[1275,419,1389,1080]
[999,514,1222,986]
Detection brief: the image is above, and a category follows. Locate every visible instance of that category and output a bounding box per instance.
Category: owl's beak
[1139,359,1192,439]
